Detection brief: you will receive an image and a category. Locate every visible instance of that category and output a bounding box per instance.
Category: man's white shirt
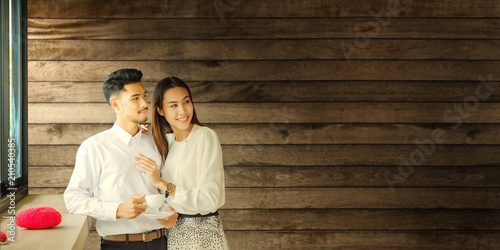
[64,123,164,236]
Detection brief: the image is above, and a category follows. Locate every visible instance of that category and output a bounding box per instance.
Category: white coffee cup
[145,194,164,209]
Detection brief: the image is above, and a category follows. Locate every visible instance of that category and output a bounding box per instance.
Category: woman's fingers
[135,160,154,172]
[138,154,156,165]
[141,124,149,135]
[137,165,155,176]
[137,167,148,174]
[135,155,164,189]
[135,155,160,177]
[135,162,149,169]
[135,155,155,165]
[136,155,153,166]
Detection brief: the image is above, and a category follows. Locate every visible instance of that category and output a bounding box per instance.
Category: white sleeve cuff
[165,186,185,211]
[105,202,121,221]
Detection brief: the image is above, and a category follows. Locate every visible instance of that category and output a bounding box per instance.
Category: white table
[1,194,90,250]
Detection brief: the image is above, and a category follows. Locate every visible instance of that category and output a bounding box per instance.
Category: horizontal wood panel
[27,0,500,18]
[28,1,500,249]
[82,230,500,249]
[27,81,500,103]
[27,61,500,82]
[218,209,500,230]
[28,40,500,60]
[226,188,500,209]
[28,187,500,209]
[85,209,500,231]
[27,123,500,145]
[224,166,500,188]
[223,145,500,167]
[28,18,500,39]
[225,231,500,249]
[28,103,500,124]
[30,167,72,187]
[28,145,500,166]
[29,166,500,188]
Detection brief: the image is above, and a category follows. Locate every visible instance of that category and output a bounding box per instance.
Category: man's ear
[110,97,120,111]
[157,106,164,116]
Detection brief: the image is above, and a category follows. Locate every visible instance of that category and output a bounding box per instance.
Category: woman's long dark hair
[152,77,202,163]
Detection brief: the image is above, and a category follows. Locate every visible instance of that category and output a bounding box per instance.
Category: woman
[135,77,229,249]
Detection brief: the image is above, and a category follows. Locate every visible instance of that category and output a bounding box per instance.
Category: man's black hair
[103,69,143,105]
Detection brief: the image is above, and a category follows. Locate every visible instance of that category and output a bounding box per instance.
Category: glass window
[1,0,28,212]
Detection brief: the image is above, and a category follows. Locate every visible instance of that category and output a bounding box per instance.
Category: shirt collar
[178,124,199,143]
[112,122,142,145]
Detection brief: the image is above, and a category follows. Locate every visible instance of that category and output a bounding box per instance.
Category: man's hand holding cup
[116,194,147,219]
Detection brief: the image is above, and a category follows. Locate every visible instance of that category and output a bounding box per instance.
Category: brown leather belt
[103,228,166,242]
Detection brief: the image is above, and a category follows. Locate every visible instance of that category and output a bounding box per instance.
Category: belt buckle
[142,232,153,242]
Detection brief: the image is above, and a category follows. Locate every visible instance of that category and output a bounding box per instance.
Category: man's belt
[102,228,166,242]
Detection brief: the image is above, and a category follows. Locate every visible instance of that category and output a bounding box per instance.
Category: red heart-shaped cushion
[16,206,62,229]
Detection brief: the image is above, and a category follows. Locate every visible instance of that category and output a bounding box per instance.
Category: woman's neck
[172,122,195,142]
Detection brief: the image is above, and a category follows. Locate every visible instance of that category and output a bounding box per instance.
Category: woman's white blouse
[163,124,225,215]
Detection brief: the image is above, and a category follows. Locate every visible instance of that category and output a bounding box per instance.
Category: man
[64,69,177,249]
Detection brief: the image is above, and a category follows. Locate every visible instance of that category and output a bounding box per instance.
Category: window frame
[0,0,28,212]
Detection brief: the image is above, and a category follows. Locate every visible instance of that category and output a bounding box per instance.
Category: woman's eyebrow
[168,96,189,104]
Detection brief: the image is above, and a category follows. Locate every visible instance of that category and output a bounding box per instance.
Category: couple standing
[63,69,229,249]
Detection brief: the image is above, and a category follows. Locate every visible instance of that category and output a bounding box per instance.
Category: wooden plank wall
[27,0,500,249]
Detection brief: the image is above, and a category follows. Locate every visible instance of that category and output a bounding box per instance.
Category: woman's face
[158,86,194,132]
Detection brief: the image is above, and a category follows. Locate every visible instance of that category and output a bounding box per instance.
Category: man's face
[114,82,148,123]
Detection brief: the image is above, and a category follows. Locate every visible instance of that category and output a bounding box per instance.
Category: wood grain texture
[217,209,500,230]
[27,187,500,209]
[27,61,500,82]
[26,1,500,249]
[223,166,500,188]
[29,166,500,188]
[29,167,73,187]
[27,0,500,18]
[225,188,500,209]
[28,102,500,124]
[27,123,500,145]
[28,40,500,60]
[81,230,500,250]
[87,209,500,230]
[225,145,500,167]
[27,81,500,103]
[29,188,65,195]
[224,231,500,249]
[28,18,500,39]
[28,145,500,166]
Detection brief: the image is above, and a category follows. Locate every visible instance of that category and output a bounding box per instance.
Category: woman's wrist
[161,182,176,197]
[158,181,168,192]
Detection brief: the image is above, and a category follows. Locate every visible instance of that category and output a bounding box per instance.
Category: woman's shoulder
[191,124,219,142]
[193,124,215,134]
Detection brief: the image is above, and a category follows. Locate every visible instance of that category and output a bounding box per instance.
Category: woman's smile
[177,116,189,123]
